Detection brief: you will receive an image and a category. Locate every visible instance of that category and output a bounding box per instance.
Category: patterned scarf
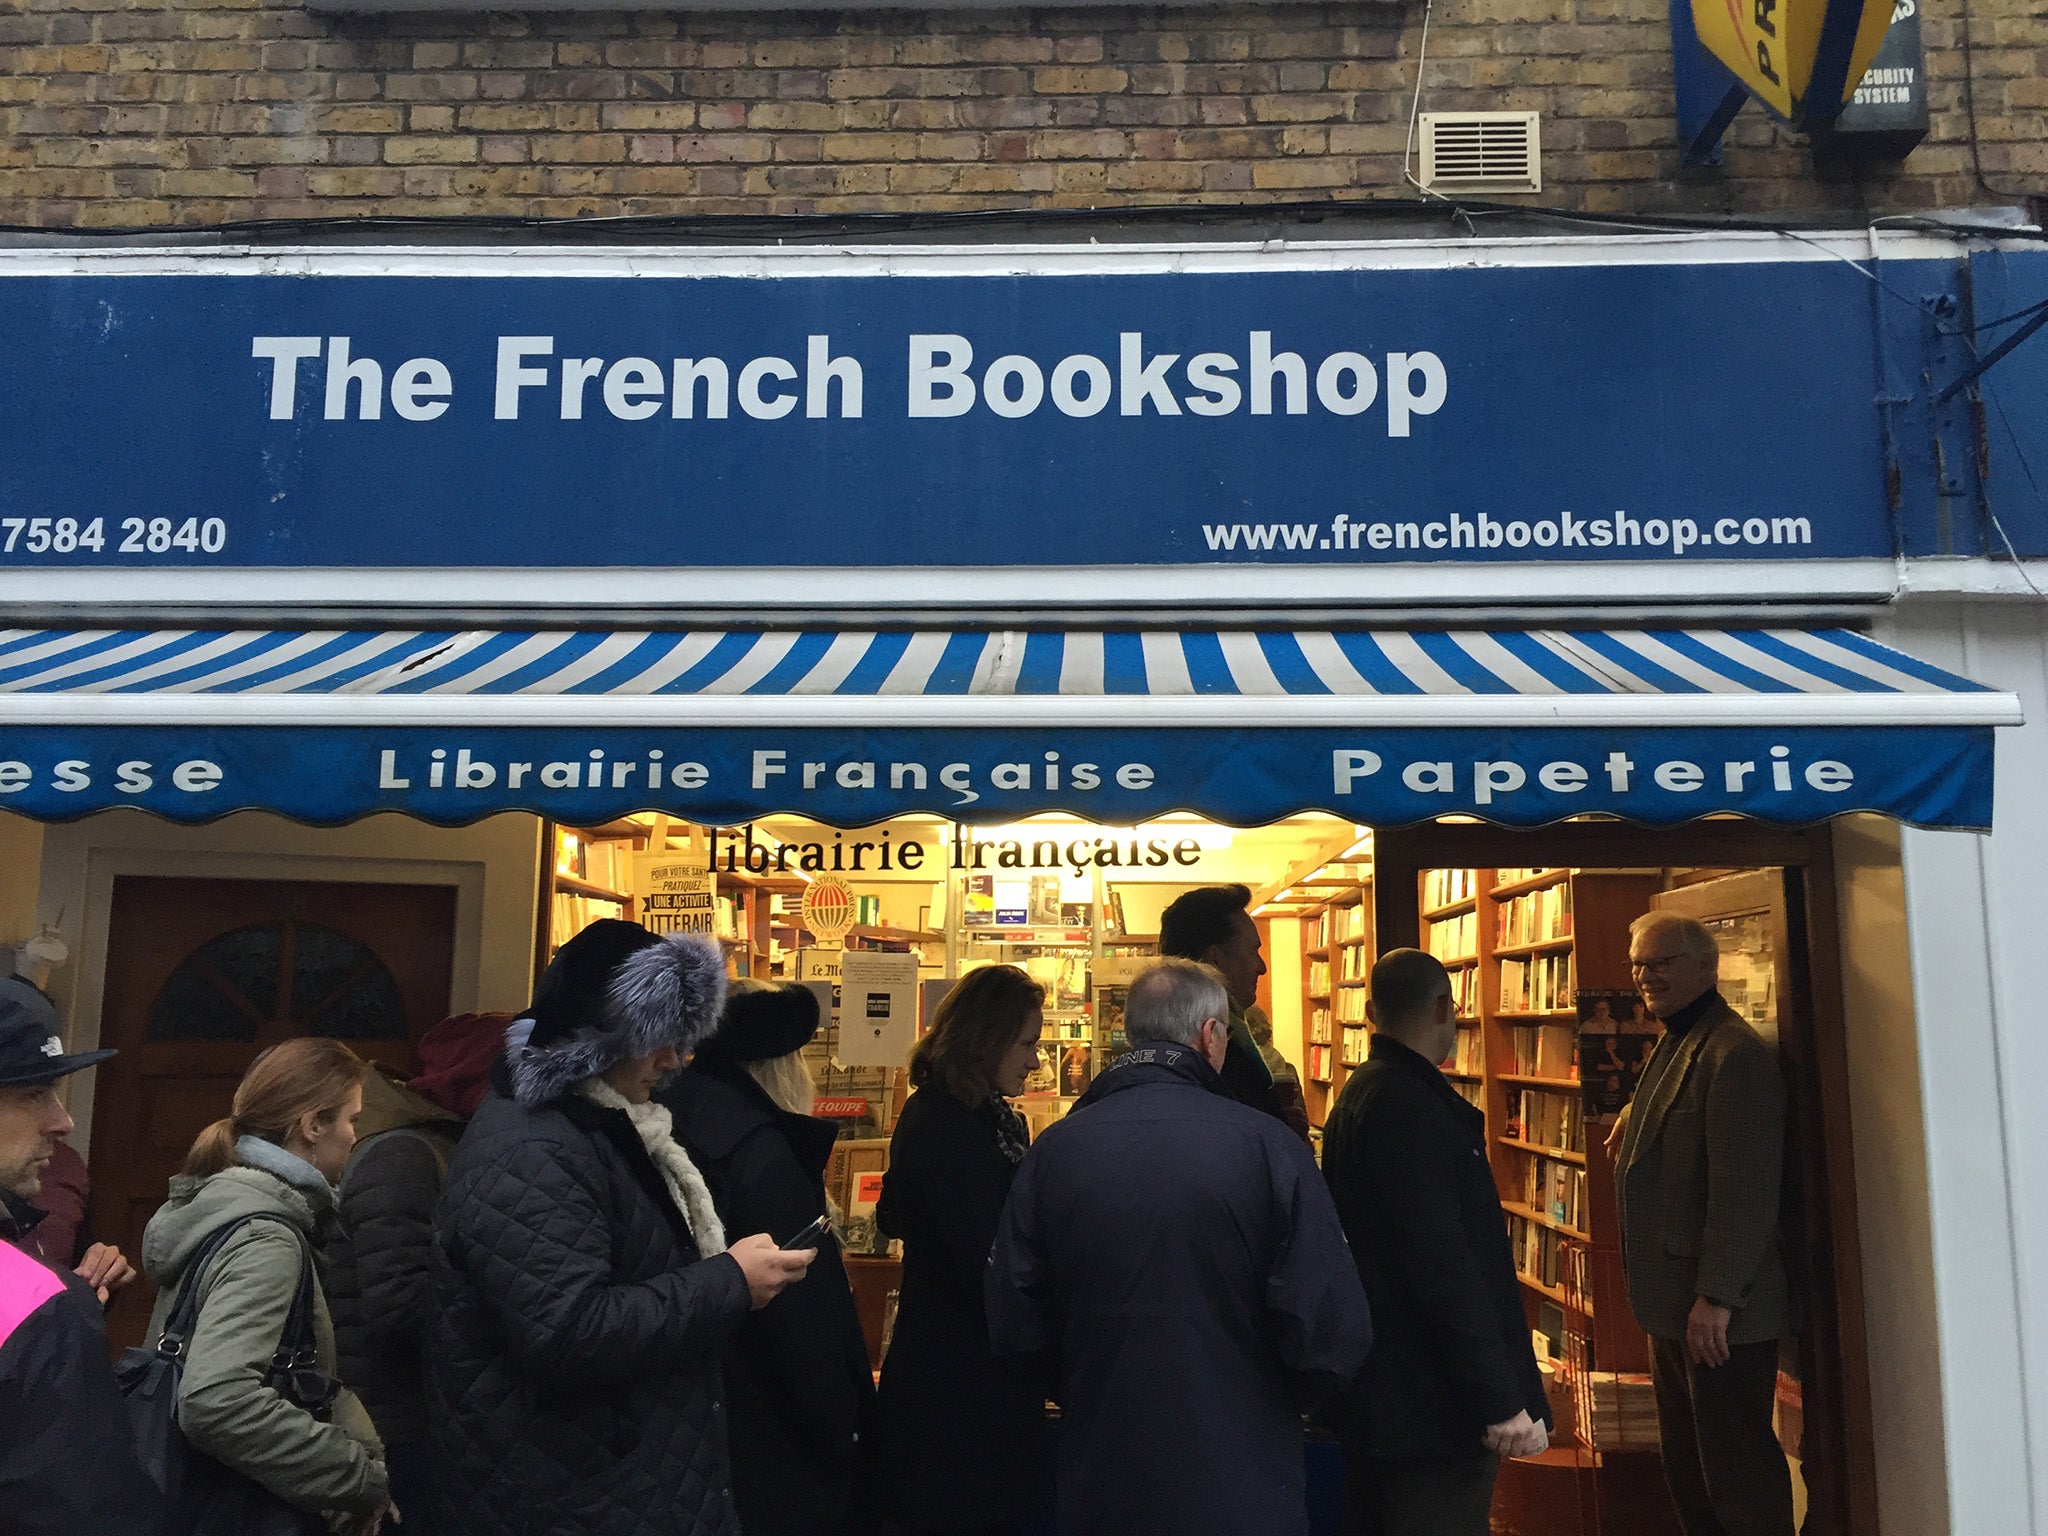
[982,1094,1031,1165]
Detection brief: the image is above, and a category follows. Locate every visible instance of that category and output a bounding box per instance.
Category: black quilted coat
[426,1065,753,1536]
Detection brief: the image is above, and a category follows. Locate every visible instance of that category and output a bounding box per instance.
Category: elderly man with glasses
[1613,912,1794,1536]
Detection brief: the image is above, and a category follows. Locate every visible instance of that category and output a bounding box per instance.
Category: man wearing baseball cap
[0,974,160,1530]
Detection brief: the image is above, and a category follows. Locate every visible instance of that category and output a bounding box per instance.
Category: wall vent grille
[1418,112,1542,194]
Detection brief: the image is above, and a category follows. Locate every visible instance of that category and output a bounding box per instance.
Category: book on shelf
[1520,1156,1587,1230]
[1308,1043,1334,1082]
[1308,909,1332,949]
[1308,959,1332,995]
[1451,1078,1483,1110]
[1450,1023,1485,1074]
[1335,990,1368,1025]
[1341,1030,1370,1066]
[1309,1005,1333,1046]
[555,830,631,893]
[1424,909,1478,962]
[1495,882,1574,947]
[1499,951,1575,1013]
[1423,868,1477,909]
[552,892,624,941]
[1506,1089,1585,1152]
[1339,945,1369,982]
[1511,1023,1579,1079]
[1338,903,1369,942]
[1450,964,1480,1014]
[1507,1212,1567,1289]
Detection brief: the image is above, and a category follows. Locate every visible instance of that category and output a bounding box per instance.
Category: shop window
[149,921,407,1042]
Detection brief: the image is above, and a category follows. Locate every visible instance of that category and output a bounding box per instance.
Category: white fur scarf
[576,1080,728,1256]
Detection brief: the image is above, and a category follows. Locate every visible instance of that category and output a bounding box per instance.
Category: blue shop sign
[0,245,1937,584]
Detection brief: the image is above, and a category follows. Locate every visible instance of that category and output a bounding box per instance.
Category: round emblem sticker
[801,878,857,941]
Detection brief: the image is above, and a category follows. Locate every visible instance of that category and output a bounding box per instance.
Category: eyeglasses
[1629,953,1691,976]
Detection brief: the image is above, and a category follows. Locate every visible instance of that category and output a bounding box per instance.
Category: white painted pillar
[1878,597,2048,1536]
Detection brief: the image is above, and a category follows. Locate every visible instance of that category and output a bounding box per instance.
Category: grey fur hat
[510,921,729,1106]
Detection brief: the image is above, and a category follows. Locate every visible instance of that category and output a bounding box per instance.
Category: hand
[1483,1409,1548,1459]
[1604,1105,1630,1156]
[348,1499,398,1536]
[74,1243,136,1303]
[728,1233,816,1311]
[1686,1297,1733,1368]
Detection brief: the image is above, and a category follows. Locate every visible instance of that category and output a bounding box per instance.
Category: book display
[1295,882,1373,1124]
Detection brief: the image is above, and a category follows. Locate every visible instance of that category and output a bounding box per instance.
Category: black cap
[696,983,821,1067]
[0,977,116,1089]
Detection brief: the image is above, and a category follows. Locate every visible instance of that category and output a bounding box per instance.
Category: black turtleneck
[1657,988,1723,1038]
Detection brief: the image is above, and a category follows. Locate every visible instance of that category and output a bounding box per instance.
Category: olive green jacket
[142,1143,388,1522]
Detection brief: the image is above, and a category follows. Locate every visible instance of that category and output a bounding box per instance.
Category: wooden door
[88,876,457,1349]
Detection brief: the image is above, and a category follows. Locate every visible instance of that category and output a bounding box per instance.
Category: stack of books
[1576,1372,1661,1450]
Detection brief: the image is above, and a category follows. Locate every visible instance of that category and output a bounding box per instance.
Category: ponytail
[181,1117,240,1179]
[178,1038,370,1180]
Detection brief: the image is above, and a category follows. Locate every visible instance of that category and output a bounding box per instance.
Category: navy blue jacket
[1321,1033,1551,1461]
[986,1042,1372,1536]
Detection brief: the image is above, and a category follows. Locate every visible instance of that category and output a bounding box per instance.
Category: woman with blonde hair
[873,964,1052,1536]
[661,979,876,1536]
[141,1035,393,1535]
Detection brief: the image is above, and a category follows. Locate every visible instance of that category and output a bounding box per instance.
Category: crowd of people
[0,886,1792,1536]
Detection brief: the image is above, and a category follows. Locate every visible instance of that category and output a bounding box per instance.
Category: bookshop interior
[546,806,1860,1536]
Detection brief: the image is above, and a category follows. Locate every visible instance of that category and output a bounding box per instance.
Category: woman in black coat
[428,921,814,1536]
[661,981,877,1536]
[873,964,1052,1536]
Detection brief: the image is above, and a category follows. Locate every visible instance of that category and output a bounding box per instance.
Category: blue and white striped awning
[0,626,2016,829]
[0,626,2016,728]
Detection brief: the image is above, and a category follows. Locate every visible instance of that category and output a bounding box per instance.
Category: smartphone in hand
[780,1215,831,1252]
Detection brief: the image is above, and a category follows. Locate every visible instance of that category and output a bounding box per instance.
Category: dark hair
[1370,948,1453,1027]
[1158,884,1253,962]
[910,965,1045,1106]
[181,1037,371,1179]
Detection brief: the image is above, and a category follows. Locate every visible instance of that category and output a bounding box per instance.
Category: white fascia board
[0,690,2020,729]
[0,559,1908,611]
[0,229,1987,280]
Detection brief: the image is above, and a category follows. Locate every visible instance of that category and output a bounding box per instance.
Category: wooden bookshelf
[1299,880,1374,1126]
[1414,864,1662,1367]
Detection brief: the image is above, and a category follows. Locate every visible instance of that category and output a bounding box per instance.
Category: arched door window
[149,921,408,1043]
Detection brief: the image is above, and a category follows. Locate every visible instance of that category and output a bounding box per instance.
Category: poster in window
[1577,989,1657,1124]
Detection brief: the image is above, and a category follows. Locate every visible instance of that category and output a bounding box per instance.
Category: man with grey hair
[1615,911,1793,1536]
[986,959,1371,1536]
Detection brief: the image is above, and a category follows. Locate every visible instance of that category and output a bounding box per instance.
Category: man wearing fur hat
[428,921,815,1536]
[662,980,877,1536]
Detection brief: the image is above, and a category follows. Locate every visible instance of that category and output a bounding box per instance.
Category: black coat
[1321,1033,1551,1461]
[873,1088,1051,1532]
[327,1116,460,1446]
[0,1222,161,1532]
[986,1043,1373,1536]
[660,1063,876,1536]
[427,1075,753,1536]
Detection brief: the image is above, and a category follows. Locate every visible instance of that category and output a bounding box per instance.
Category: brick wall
[1,0,2041,225]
